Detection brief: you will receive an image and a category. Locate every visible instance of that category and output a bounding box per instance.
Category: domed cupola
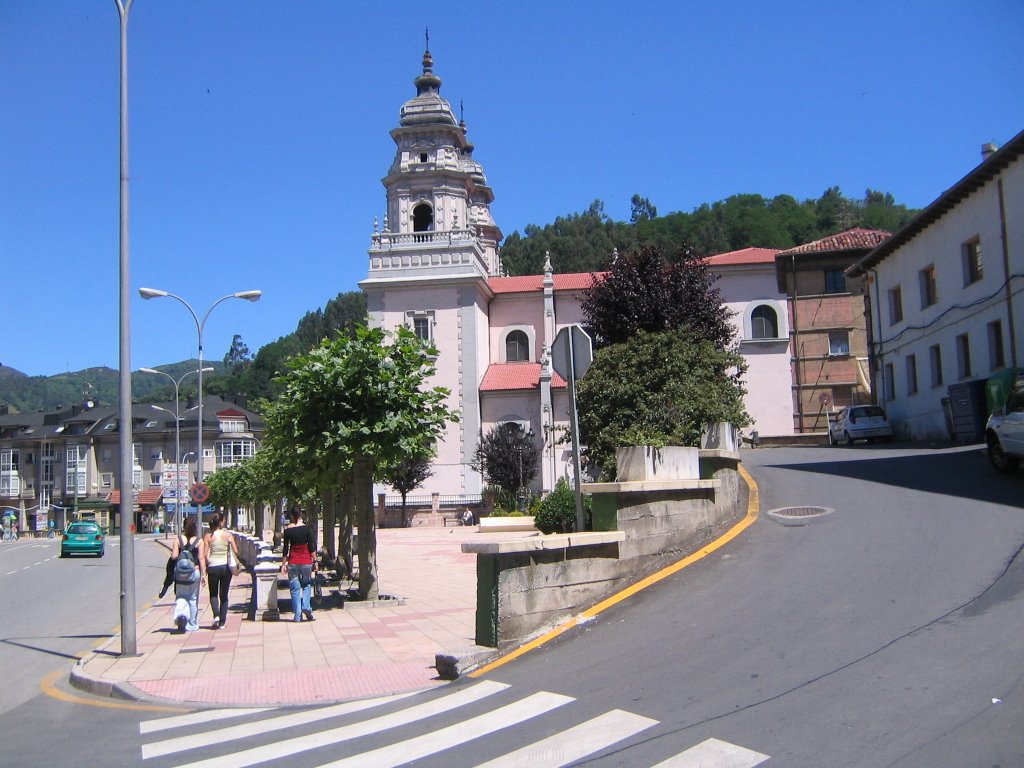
[399,47,457,128]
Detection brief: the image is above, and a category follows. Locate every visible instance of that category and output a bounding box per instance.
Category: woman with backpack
[170,516,204,632]
[280,506,317,622]
[203,512,240,629]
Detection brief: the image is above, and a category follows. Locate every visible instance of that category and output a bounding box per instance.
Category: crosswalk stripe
[472,709,659,768]
[168,680,511,768]
[314,691,575,768]
[651,737,770,768]
[141,690,422,759]
[140,708,273,735]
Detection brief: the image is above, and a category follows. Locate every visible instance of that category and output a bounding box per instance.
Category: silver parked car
[828,405,893,446]
[985,370,1024,474]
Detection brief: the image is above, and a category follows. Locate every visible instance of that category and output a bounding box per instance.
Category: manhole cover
[766,506,833,526]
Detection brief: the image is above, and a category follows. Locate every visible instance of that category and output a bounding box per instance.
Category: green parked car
[61,522,105,558]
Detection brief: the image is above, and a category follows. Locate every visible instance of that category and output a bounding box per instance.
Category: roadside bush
[534,478,591,534]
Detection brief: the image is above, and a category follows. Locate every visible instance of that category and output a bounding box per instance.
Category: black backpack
[173,536,199,584]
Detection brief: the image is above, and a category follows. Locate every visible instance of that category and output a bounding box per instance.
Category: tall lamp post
[138,289,261,519]
[141,367,212,537]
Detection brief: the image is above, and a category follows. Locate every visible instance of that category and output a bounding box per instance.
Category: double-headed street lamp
[140,366,212,537]
[138,289,261,517]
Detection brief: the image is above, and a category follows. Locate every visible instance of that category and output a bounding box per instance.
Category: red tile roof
[706,247,782,266]
[777,228,891,256]
[107,488,164,506]
[480,363,567,391]
[489,272,602,294]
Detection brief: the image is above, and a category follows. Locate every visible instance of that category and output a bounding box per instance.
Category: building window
[406,311,434,343]
[216,439,255,468]
[888,285,903,325]
[962,237,983,285]
[0,449,20,497]
[824,269,846,294]
[412,202,433,233]
[884,363,896,400]
[101,473,113,488]
[828,331,850,356]
[906,354,918,395]
[505,330,530,362]
[66,445,87,496]
[750,305,779,339]
[930,344,943,388]
[150,449,162,460]
[956,333,972,379]
[219,418,247,433]
[988,320,1005,370]
[150,473,161,486]
[919,265,938,308]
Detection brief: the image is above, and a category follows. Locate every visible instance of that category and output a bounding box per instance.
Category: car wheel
[843,430,854,446]
[60,550,67,558]
[988,435,1020,474]
[97,548,105,558]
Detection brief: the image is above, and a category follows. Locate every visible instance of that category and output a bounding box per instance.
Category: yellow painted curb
[40,669,189,712]
[469,462,760,677]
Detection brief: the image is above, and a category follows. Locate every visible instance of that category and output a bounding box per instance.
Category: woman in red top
[280,506,317,622]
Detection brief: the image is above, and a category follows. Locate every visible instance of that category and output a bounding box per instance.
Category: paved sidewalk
[71,526,512,707]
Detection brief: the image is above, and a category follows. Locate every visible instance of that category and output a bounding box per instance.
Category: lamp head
[234,290,262,302]
[139,367,160,375]
[200,367,215,373]
[139,287,168,300]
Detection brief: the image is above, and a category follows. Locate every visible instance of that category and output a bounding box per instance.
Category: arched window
[412,203,433,232]
[751,305,779,339]
[505,330,529,362]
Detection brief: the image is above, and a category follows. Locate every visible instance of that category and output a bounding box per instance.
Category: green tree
[630,194,658,224]
[471,423,540,511]
[263,325,457,599]
[577,330,749,479]
[223,334,252,371]
[580,245,734,350]
[384,453,433,527]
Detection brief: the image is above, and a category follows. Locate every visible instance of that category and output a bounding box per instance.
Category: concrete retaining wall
[464,448,746,647]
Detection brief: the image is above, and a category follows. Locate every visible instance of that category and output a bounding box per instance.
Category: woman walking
[203,512,240,629]
[171,516,203,632]
[280,506,317,622]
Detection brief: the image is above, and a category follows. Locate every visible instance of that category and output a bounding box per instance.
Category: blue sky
[2,1,1022,378]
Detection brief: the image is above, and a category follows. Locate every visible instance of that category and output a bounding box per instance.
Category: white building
[849,129,1024,440]
[361,50,796,499]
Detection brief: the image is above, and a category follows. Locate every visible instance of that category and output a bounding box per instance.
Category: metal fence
[382,494,483,509]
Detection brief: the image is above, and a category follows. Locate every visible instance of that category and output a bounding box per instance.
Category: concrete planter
[616,445,700,482]
[478,516,536,533]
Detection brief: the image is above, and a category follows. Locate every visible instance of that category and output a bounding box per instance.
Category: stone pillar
[251,545,281,621]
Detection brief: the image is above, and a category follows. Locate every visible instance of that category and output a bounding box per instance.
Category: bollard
[252,546,282,621]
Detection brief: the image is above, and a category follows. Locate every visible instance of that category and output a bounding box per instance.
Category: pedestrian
[203,512,240,629]
[11,520,18,540]
[280,506,317,622]
[171,516,204,632]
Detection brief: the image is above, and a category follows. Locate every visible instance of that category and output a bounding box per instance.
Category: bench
[443,511,469,527]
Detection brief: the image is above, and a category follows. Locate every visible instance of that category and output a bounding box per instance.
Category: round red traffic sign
[189,482,210,504]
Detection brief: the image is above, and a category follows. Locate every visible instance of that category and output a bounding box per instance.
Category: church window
[750,305,779,339]
[413,203,433,233]
[406,310,435,343]
[506,330,530,362]
[419,153,428,163]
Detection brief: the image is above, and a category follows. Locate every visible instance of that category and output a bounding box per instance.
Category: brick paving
[73,526,521,707]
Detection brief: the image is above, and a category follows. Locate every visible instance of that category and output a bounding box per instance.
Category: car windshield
[852,406,887,419]
[67,523,99,534]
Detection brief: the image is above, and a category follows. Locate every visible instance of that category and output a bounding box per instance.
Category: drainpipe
[867,268,886,407]
[997,178,1018,368]
[791,254,805,432]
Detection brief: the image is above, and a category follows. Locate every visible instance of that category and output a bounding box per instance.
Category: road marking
[155,680,511,765]
[141,689,420,757]
[39,669,188,713]
[473,709,658,767]
[651,737,769,767]
[471,464,762,678]
[139,707,273,734]
[316,691,574,768]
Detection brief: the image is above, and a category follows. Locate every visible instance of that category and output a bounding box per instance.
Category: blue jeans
[287,564,313,621]
[173,571,200,631]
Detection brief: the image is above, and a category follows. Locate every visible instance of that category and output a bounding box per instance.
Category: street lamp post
[138,289,261,521]
[516,428,535,513]
[141,367,212,538]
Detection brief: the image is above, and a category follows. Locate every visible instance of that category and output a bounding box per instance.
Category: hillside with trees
[498,187,917,275]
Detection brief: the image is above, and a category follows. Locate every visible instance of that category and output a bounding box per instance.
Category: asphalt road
[4,443,1024,767]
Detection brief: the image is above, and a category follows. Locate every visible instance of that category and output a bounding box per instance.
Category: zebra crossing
[139,680,770,768]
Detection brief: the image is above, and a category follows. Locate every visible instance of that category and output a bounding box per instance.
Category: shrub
[534,478,591,534]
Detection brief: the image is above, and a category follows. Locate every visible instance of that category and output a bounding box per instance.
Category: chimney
[981,142,999,161]
[186,395,196,409]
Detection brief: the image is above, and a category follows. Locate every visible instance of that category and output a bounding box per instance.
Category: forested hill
[498,187,918,276]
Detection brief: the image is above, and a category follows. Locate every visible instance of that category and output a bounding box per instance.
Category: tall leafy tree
[472,423,540,510]
[262,325,457,599]
[577,330,749,479]
[581,245,734,350]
